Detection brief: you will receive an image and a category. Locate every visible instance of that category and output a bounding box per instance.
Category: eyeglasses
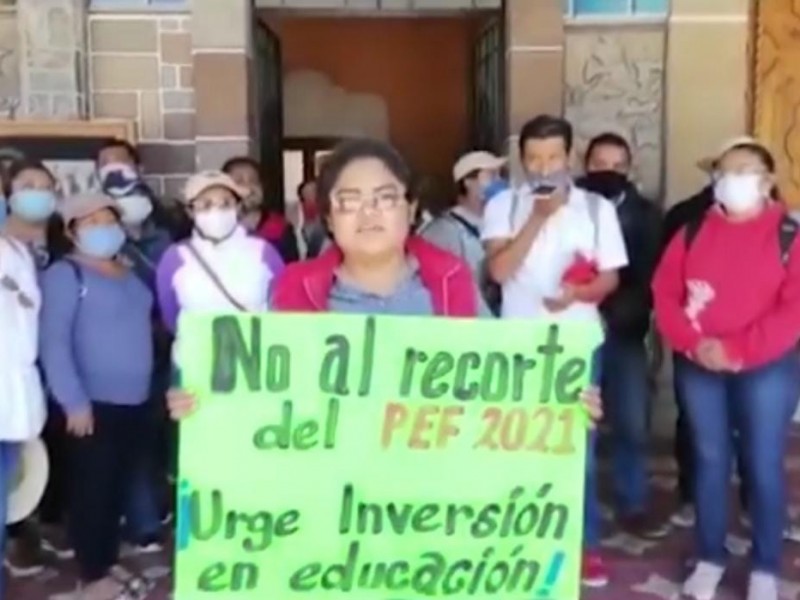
[332,190,405,214]
[1,274,35,309]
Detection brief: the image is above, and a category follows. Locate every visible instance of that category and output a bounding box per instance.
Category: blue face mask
[482,178,509,202]
[76,224,126,259]
[10,189,57,222]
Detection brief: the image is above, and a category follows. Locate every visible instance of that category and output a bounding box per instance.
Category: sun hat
[696,136,768,173]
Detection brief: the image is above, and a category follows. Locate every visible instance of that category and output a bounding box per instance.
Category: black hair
[456,169,481,197]
[720,143,776,173]
[297,179,315,201]
[96,139,140,165]
[8,159,57,187]
[316,138,415,216]
[46,214,74,260]
[584,132,632,167]
[221,156,261,176]
[518,114,573,155]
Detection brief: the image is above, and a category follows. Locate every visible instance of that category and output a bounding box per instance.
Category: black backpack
[685,211,799,267]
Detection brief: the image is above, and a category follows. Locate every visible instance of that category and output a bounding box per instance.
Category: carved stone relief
[565,27,666,199]
[18,0,86,118]
[0,10,21,118]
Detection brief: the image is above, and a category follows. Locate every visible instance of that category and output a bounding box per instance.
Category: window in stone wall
[90,0,187,8]
[565,0,668,16]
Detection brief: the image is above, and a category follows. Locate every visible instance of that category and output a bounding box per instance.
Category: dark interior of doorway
[253,11,505,214]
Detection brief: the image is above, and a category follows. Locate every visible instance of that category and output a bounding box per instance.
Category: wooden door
[752,0,800,208]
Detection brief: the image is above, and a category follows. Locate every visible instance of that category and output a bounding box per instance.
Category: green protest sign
[175,314,602,600]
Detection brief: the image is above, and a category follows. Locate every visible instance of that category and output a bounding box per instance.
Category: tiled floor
[8,429,800,600]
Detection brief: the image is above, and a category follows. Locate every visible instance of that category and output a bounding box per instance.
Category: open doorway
[282,136,338,225]
[253,9,505,227]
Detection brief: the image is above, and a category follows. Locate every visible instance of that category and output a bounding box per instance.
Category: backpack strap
[684,210,797,266]
[63,258,87,300]
[778,214,799,266]
[684,212,706,250]
[183,242,248,311]
[508,188,521,232]
[587,191,601,251]
[449,211,481,239]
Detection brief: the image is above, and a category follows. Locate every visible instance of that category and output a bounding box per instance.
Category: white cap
[452,151,507,182]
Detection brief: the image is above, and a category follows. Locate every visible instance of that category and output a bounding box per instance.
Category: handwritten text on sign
[175,314,601,600]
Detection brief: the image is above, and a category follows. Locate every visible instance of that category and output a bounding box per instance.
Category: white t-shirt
[481,183,628,323]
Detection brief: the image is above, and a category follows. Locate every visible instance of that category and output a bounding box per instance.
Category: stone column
[191,0,255,171]
[17,0,88,118]
[664,0,750,205]
[503,0,564,173]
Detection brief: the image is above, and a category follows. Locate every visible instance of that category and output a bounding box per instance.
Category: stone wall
[565,25,666,199]
[17,0,86,118]
[88,13,194,200]
[0,8,20,118]
[664,0,750,205]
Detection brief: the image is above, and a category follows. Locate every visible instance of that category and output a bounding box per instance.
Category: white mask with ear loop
[194,207,239,240]
[713,173,764,213]
[116,194,153,226]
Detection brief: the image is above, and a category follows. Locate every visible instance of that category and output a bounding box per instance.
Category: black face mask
[578,170,629,200]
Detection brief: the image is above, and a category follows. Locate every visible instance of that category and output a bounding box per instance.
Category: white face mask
[714,173,764,213]
[194,207,238,240]
[116,194,153,226]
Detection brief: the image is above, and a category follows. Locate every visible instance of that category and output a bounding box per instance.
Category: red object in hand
[562,253,598,285]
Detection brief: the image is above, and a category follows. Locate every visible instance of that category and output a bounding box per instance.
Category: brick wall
[88,14,194,202]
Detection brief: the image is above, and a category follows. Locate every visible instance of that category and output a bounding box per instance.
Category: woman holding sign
[167,138,602,417]
[653,140,800,600]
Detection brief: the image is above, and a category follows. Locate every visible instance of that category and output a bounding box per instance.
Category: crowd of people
[0,113,798,600]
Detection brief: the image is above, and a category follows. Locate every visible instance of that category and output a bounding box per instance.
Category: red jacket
[256,213,288,243]
[652,204,800,368]
[271,236,478,316]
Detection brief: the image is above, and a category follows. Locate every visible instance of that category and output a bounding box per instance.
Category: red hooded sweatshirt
[652,203,800,369]
[271,236,478,316]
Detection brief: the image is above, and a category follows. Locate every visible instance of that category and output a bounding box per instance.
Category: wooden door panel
[753,0,800,208]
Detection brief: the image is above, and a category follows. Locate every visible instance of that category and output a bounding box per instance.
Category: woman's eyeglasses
[332,191,404,215]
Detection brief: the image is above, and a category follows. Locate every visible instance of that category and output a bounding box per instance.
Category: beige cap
[452,151,507,182]
[182,170,246,204]
[60,192,117,225]
[696,136,767,173]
